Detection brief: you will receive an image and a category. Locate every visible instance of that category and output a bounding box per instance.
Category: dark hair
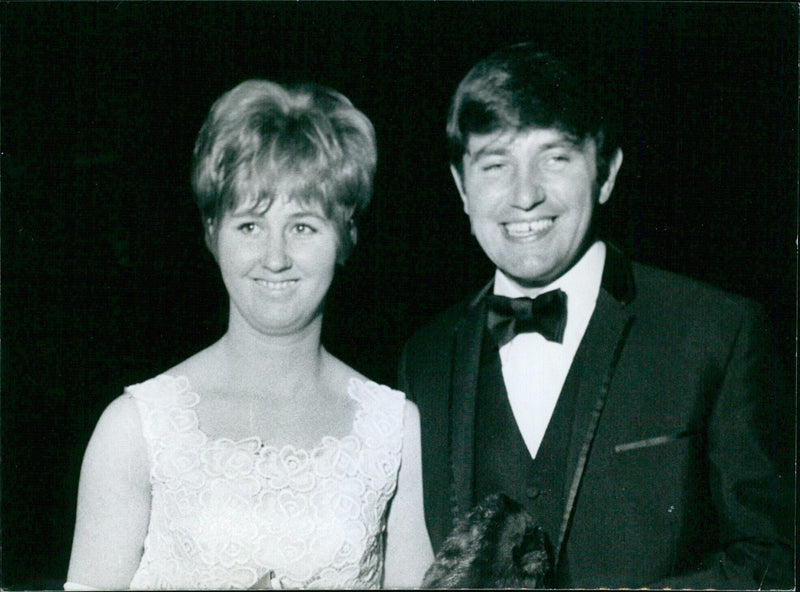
[447,44,617,184]
[192,80,376,263]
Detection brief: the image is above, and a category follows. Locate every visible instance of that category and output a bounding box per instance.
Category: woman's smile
[253,278,299,292]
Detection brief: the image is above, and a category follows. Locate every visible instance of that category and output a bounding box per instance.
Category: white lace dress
[126,374,405,590]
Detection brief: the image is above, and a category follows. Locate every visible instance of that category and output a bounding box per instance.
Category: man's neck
[495,240,606,300]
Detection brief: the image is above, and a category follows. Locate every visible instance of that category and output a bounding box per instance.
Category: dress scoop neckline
[152,373,374,456]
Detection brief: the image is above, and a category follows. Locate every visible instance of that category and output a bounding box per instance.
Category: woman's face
[211,196,339,337]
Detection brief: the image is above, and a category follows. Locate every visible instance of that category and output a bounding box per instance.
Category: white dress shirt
[493,241,606,458]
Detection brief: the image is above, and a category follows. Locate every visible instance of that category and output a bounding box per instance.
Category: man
[399,44,793,588]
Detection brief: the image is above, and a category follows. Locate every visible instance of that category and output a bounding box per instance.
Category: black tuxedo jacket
[399,244,793,589]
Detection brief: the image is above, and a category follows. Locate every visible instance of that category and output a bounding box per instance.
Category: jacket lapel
[449,280,493,518]
[555,243,637,566]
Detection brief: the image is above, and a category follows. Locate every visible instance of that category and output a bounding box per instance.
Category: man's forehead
[464,127,589,157]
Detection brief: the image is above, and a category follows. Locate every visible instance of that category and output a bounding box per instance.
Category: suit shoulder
[628,262,767,337]
[405,295,474,349]
[399,293,478,388]
[631,262,759,312]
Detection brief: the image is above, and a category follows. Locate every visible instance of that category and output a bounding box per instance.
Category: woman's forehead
[224,161,341,220]
[230,192,327,216]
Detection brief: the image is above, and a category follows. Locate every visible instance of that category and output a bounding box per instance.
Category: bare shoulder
[403,398,420,415]
[94,393,144,440]
[323,353,411,409]
[322,350,371,392]
[402,399,421,431]
[82,393,149,487]
[164,342,225,387]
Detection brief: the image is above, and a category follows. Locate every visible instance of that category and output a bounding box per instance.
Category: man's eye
[545,153,572,167]
[238,222,258,234]
[293,223,317,235]
[481,162,507,172]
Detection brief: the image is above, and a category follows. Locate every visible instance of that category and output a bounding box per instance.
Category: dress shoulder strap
[127,374,199,409]
[348,379,406,454]
[126,374,204,463]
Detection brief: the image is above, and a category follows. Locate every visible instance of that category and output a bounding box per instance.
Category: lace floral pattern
[128,375,405,589]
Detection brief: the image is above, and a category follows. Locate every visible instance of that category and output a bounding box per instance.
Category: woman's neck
[217,315,327,398]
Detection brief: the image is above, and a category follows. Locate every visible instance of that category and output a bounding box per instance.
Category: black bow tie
[486,289,568,346]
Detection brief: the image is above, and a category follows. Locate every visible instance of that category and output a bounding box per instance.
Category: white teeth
[505,218,554,236]
[255,279,296,290]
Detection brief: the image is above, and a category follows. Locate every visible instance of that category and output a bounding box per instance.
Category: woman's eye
[238,222,258,234]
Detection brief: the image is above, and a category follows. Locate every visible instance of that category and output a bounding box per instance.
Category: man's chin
[498,264,562,290]
[494,240,596,289]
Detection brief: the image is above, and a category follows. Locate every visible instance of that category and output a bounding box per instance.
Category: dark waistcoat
[473,331,580,557]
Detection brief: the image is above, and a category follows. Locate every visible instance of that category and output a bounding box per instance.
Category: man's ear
[598,149,623,205]
[450,164,469,214]
[348,222,358,249]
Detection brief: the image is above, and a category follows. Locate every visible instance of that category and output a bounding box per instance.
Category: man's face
[453,127,622,288]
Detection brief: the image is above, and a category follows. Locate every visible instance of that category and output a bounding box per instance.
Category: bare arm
[383,401,434,588]
[66,395,152,590]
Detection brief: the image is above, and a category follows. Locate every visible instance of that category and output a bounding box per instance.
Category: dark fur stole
[422,492,553,589]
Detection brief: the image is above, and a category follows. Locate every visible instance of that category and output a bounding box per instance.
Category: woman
[66,80,434,589]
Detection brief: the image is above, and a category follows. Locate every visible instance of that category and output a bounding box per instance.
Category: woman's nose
[260,233,292,271]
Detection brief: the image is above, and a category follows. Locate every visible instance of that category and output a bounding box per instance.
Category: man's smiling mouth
[503,218,555,238]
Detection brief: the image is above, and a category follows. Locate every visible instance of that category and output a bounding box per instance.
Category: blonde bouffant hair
[191,79,377,264]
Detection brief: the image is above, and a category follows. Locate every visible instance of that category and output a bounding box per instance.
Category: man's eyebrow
[466,134,585,163]
[541,134,584,150]
[466,144,510,162]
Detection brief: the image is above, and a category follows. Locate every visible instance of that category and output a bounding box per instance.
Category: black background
[1,2,796,589]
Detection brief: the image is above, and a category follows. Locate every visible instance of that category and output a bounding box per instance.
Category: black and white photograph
[2,2,796,590]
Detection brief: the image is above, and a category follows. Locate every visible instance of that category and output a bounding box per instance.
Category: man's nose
[260,233,292,272]
[510,166,546,210]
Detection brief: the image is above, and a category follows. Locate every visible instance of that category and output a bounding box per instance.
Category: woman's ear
[204,219,218,262]
[336,220,357,266]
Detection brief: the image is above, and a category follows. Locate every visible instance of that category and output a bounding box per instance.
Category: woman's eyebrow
[289,211,326,220]
[228,209,261,219]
